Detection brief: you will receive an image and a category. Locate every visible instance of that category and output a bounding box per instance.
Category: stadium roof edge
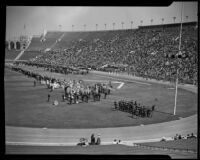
[138,21,197,29]
[44,21,197,33]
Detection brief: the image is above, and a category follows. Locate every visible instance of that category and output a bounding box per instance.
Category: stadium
[5,4,198,158]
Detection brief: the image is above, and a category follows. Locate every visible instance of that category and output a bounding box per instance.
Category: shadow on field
[128,115,138,119]
[154,110,174,116]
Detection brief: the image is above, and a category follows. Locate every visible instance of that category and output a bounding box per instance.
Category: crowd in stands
[114,100,155,118]
[5,49,21,60]
[27,22,197,85]
[173,133,197,140]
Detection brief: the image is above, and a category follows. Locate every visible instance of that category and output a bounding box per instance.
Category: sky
[6,2,198,41]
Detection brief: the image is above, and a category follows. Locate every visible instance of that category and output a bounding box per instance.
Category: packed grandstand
[5,21,198,86]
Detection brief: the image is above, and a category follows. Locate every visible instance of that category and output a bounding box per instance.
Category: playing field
[5,67,197,129]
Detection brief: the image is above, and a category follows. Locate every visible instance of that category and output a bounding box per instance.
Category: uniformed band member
[104,91,107,99]
[47,94,50,102]
[62,94,65,102]
[114,101,117,109]
[34,80,36,87]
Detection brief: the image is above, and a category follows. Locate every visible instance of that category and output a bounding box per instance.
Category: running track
[5,71,197,146]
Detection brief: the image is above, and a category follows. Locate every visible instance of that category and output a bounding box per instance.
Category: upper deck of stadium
[25,21,197,52]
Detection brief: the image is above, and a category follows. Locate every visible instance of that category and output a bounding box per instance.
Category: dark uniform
[114,101,117,109]
[69,94,72,105]
[152,105,155,111]
[47,94,50,102]
[34,80,36,87]
[62,94,65,102]
[104,91,107,99]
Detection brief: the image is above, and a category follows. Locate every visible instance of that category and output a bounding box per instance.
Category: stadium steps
[47,32,66,51]
[14,38,32,61]
[14,50,25,61]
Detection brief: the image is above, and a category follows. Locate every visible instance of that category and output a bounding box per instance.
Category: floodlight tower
[173,2,184,115]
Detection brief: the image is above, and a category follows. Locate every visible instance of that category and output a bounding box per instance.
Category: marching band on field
[11,65,111,105]
[11,65,155,118]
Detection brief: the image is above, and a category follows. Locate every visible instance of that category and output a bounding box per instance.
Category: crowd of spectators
[31,22,197,85]
[172,133,197,141]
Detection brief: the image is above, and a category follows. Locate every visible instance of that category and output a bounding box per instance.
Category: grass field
[5,67,197,129]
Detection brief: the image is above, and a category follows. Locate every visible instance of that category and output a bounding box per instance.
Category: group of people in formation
[63,80,111,105]
[11,65,111,105]
[114,100,155,118]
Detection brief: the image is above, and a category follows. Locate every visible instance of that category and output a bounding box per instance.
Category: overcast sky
[6,2,198,41]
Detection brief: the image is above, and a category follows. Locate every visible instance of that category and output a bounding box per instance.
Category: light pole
[59,25,62,31]
[140,20,143,26]
[151,19,153,25]
[121,22,124,29]
[113,22,115,30]
[185,16,188,22]
[173,17,176,23]
[95,24,98,31]
[174,2,183,116]
[161,18,164,25]
[83,24,86,31]
[72,25,74,31]
[131,21,133,29]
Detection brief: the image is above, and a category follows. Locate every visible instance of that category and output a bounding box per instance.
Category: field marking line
[93,74,151,86]
[81,79,124,89]
[117,82,124,89]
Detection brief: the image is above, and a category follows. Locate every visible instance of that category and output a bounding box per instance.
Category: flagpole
[173,2,183,115]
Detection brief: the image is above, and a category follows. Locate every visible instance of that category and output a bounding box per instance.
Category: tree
[104,23,107,30]
[72,25,74,31]
[140,20,143,26]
